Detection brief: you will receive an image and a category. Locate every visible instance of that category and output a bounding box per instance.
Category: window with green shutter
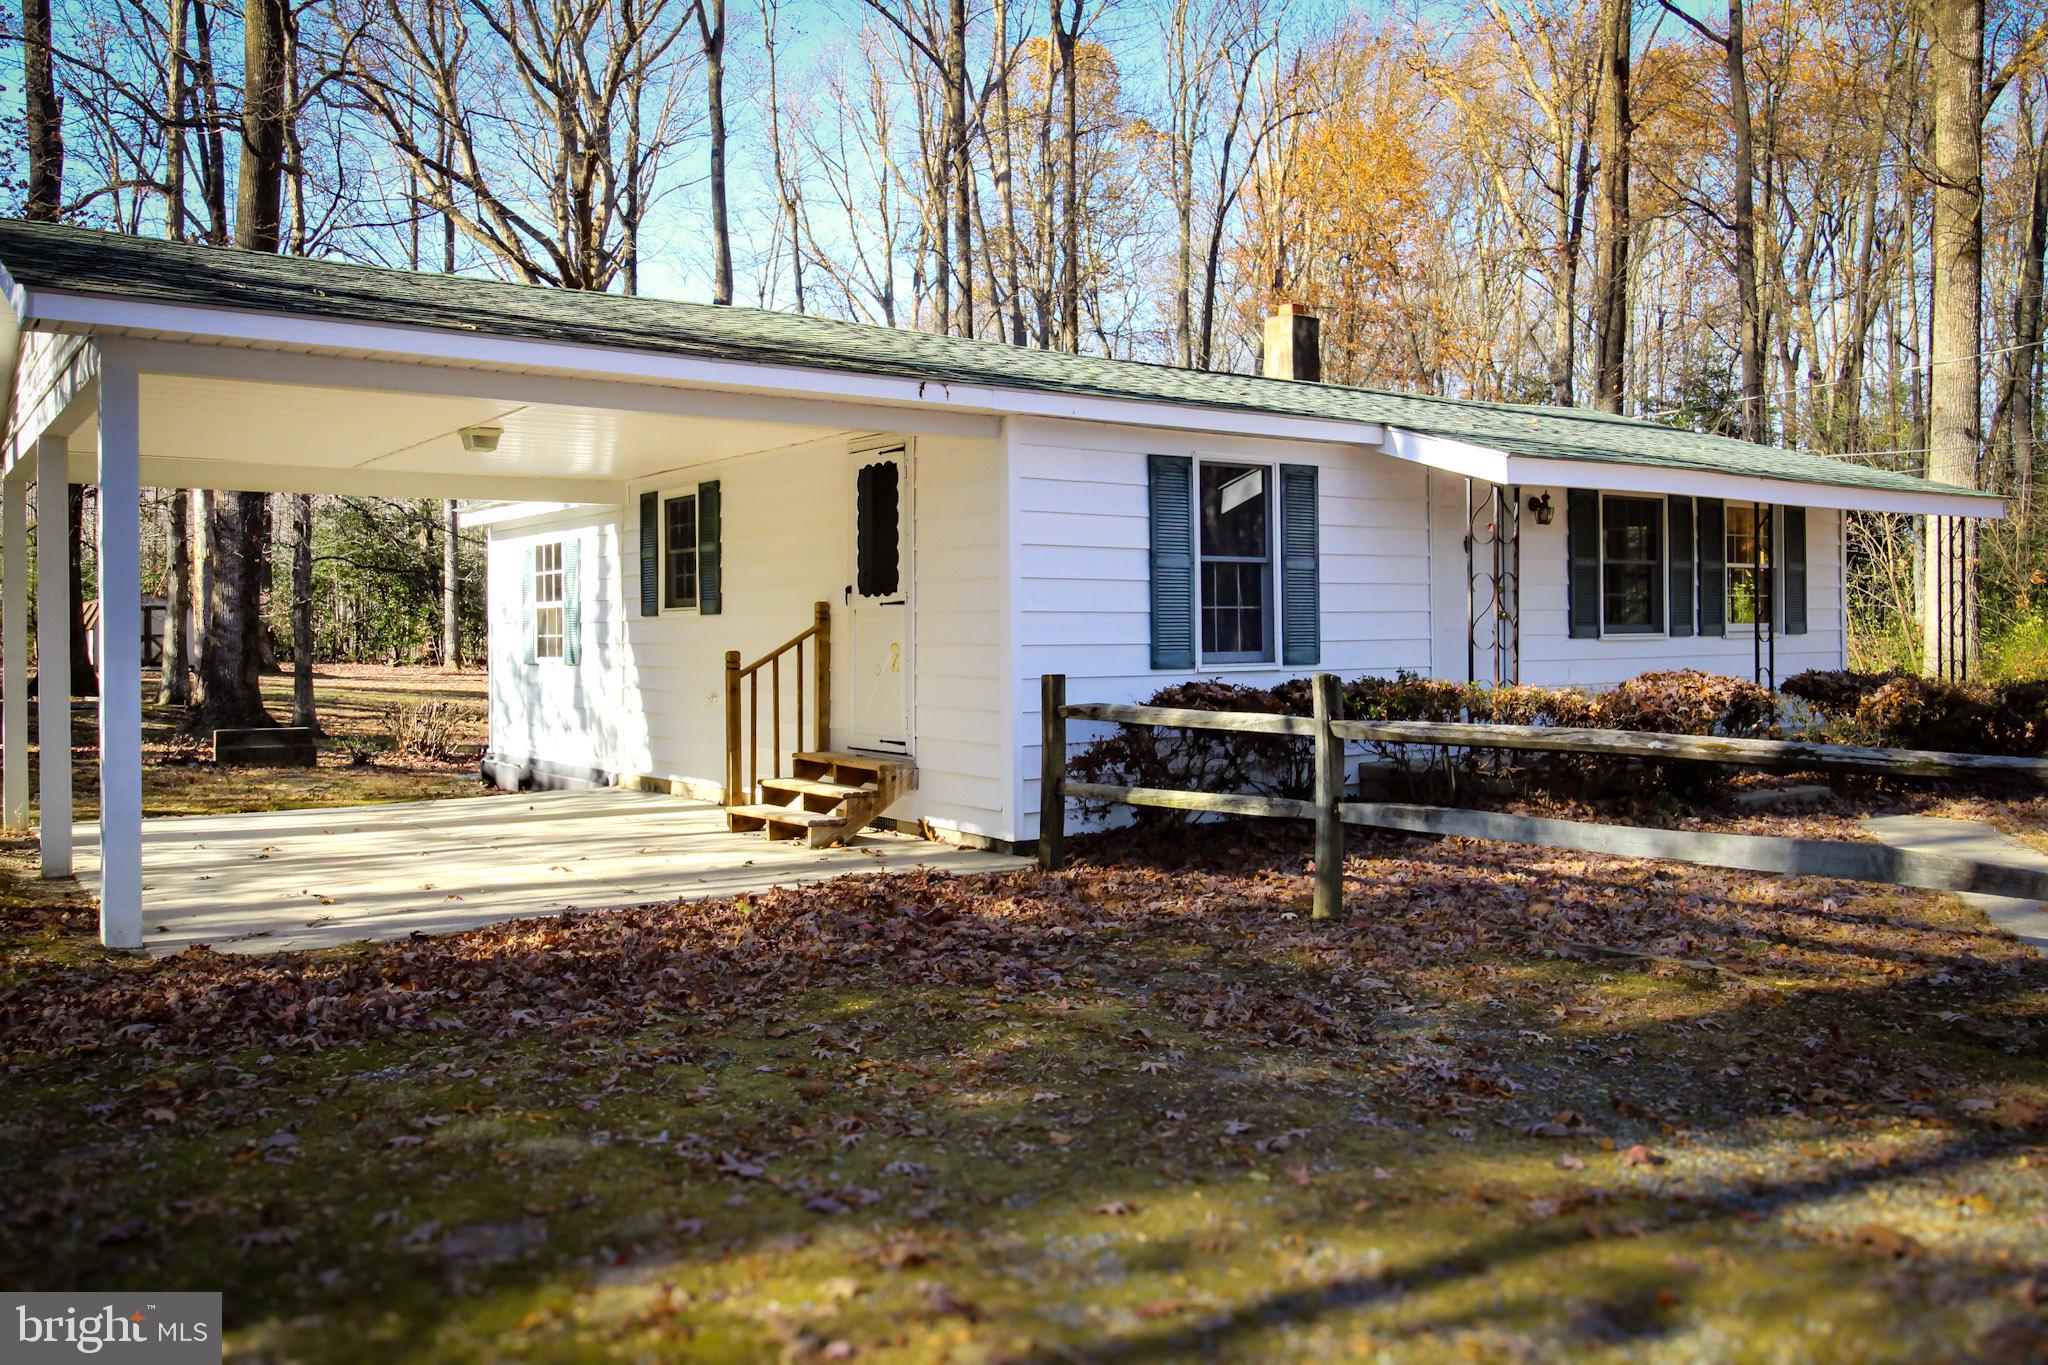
[697,480,722,615]
[1697,498,1726,637]
[1148,454,1196,669]
[1279,464,1319,666]
[1667,495,1695,638]
[1781,507,1808,634]
[638,491,659,617]
[1566,489,1600,639]
[563,540,582,665]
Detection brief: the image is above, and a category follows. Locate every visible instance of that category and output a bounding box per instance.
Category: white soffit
[1381,425,2002,520]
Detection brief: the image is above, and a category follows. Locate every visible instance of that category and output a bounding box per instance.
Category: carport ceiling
[66,373,846,486]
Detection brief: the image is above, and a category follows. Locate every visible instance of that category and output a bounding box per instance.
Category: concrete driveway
[70,788,1029,955]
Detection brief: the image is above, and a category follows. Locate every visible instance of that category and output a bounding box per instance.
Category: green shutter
[638,491,659,616]
[1697,497,1726,637]
[1667,494,1695,638]
[697,480,722,615]
[1566,489,1600,639]
[1148,454,1196,669]
[563,539,582,666]
[1782,506,1808,634]
[1279,464,1320,666]
[521,544,536,665]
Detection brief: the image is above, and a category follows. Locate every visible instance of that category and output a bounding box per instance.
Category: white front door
[845,445,910,754]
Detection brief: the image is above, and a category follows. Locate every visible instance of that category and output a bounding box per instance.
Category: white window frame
[662,489,700,612]
[1598,492,1667,639]
[1194,458,1279,667]
[1723,502,1774,634]
[533,540,566,661]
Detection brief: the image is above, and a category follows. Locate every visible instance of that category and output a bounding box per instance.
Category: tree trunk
[66,488,95,697]
[23,0,62,222]
[291,494,315,730]
[1054,0,1081,352]
[442,500,461,668]
[993,0,1026,345]
[1922,0,1983,679]
[1996,100,2046,526]
[1590,0,1633,414]
[699,0,733,305]
[161,493,191,705]
[947,0,972,336]
[236,0,288,254]
[194,493,273,731]
[1725,0,1765,441]
[194,0,290,730]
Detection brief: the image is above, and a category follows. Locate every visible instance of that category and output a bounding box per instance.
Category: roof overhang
[12,285,1392,453]
[1381,426,2003,519]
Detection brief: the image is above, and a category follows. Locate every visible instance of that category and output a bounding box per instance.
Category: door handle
[844,584,853,603]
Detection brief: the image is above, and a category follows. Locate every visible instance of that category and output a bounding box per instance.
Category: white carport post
[95,351,143,948]
[2,459,28,832]
[35,436,71,878]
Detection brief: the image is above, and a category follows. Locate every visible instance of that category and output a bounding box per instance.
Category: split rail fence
[1035,673,2048,922]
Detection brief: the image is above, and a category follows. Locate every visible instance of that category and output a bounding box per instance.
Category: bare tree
[1922,0,1983,678]
[1589,0,1631,412]
[196,0,294,732]
[693,0,732,303]
[441,501,460,667]
[333,0,695,291]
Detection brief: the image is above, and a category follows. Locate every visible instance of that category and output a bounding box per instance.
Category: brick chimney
[1262,302,1321,383]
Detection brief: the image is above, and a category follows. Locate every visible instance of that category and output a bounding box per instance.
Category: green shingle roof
[0,219,1991,504]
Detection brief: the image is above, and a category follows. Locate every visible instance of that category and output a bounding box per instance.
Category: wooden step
[760,776,875,800]
[759,775,876,816]
[791,751,915,788]
[725,803,849,848]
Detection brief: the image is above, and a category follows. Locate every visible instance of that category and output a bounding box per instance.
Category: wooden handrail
[724,602,830,805]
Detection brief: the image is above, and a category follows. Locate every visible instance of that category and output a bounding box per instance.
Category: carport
[0,221,1017,946]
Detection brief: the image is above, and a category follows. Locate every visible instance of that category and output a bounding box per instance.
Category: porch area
[70,788,1028,956]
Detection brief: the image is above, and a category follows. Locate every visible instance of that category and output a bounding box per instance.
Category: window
[855,459,901,598]
[1726,503,1771,627]
[1601,495,1663,634]
[533,541,565,660]
[1198,462,1273,661]
[665,493,699,610]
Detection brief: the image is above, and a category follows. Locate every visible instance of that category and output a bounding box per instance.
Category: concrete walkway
[1862,813,2048,955]
[70,789,1030,956]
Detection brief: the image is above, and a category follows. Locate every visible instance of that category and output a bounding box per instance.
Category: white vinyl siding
[1429,472,1848,688]
[1013,417,1430,835]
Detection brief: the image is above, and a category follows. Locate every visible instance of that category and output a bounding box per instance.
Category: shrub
[1066,669,1777,821]
[1065,681,1314,825]
[1781,669,2048,758]
[388,701,484,763]
[1780,668,1909,713]
[1581,669,1775,738]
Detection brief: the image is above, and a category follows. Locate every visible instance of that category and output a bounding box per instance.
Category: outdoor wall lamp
[1527,492,1555,525]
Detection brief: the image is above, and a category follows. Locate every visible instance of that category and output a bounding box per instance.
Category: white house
[0,221,2003,944]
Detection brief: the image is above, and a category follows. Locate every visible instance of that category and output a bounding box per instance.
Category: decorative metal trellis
[1464,478,1521,687]
[1927,514,1975,683]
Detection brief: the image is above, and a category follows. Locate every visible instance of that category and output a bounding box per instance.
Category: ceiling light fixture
[459,426,502,453]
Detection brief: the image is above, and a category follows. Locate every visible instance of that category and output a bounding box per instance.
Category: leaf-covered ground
[1,811,2045,1361]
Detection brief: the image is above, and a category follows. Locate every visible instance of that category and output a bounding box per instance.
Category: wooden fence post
[1311,671,1345,921]
[1039,673,1067,870]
